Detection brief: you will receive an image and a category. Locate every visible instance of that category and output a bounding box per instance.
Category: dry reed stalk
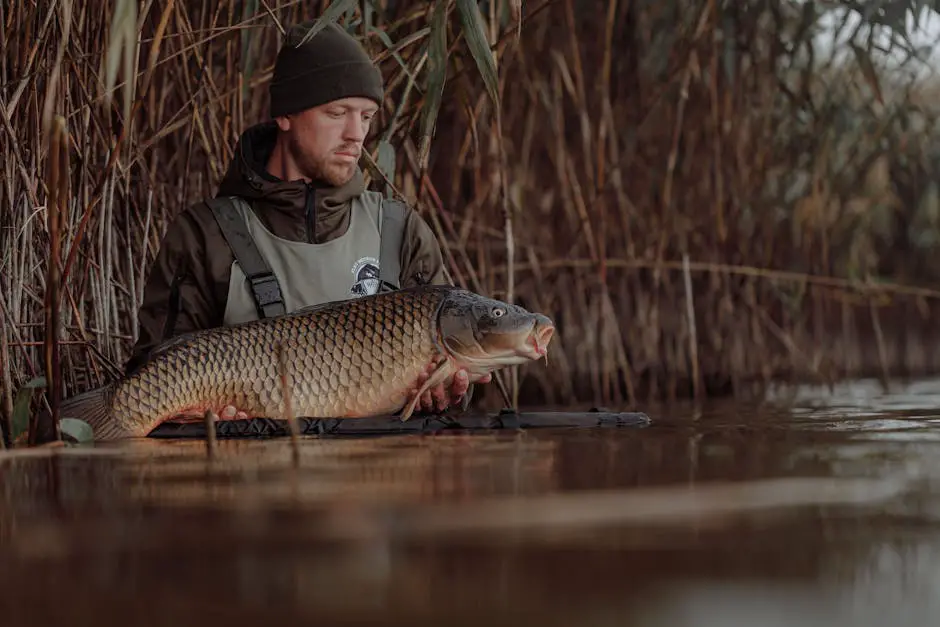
[204,408,218,459]
[682,254,702,401]
[34,114,69,444]
[276,341,300,467]
[869,299,891,392]
[1,330,12,449]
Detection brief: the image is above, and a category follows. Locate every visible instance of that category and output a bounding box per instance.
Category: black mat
[146,408,652,439]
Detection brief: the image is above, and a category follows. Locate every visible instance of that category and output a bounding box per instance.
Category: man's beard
[289,136,356,187]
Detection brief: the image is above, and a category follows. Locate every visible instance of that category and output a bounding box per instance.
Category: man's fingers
[451,370,470,399]
[469,372,492,384]
[409,365,485,413]
[431,384,449,411]
[420,389,433,410]
[219,405,251,420]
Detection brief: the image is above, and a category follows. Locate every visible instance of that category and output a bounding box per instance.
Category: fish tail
[59,383,128,441]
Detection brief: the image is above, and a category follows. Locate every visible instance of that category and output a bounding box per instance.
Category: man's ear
[274,115,291,131]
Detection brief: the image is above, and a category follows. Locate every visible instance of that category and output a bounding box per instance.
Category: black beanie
[269,21,384,118]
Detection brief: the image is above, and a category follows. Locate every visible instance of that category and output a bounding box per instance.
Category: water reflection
[3,378,940,626]
[766,376,940,417]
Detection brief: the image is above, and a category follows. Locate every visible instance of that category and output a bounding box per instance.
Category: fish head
[436,290,555,374]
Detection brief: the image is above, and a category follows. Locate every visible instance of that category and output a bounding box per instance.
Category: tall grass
[3,0,940,444]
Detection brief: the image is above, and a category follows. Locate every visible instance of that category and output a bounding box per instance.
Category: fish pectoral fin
[400,360,455,422]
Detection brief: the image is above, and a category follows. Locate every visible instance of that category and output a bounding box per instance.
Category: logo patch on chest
[350,256,381,297]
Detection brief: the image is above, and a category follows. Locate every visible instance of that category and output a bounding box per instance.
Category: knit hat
[269,20,384,118]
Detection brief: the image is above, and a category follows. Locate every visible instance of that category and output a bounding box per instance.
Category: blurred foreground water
[4,377,940,627]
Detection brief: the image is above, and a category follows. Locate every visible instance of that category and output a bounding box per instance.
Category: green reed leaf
[419,0,450,169]
[456,0,500,108]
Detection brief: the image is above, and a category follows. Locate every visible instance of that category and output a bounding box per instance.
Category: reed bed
[2,0,940,444]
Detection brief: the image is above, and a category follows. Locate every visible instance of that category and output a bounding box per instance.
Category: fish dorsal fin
[122,329,208,378]
[291,298,351,316]
[287,288,414,316]
[149,328,207,358]
[147,300,341,361]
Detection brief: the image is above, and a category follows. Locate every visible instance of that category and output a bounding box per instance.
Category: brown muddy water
[3,378,940,627]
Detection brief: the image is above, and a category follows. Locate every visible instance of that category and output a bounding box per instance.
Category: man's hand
[171,405,248,424]
[219,406,249,420]
[410,364,492,413]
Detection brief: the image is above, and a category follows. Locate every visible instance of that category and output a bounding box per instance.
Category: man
[127,20,490,420]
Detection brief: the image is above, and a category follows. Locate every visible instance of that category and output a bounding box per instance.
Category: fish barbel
[60,285,556,441]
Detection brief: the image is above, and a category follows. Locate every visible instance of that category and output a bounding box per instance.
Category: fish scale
[59,285,556,441]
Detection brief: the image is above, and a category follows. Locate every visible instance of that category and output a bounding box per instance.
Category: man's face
[277,96,378,186]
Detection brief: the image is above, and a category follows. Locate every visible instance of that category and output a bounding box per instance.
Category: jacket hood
[214,121,365,243]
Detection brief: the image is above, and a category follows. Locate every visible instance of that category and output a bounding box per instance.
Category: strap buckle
[247,271,285,317]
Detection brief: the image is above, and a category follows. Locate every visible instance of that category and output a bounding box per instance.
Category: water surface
[3,377,940,626]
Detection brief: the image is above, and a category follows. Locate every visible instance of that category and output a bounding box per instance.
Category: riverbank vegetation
[3,0,940,445]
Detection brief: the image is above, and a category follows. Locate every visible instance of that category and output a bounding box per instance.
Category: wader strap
[378,198,407,291]
[206,196,287,319]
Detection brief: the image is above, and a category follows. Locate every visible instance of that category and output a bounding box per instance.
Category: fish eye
[491,307,505,318]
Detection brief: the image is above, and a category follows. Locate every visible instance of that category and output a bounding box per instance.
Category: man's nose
[343,114,367,143]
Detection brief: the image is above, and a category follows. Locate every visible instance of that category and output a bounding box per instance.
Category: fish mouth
[521,315,555,360]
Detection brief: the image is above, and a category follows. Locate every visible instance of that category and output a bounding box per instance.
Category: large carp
[60,285,555,441]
